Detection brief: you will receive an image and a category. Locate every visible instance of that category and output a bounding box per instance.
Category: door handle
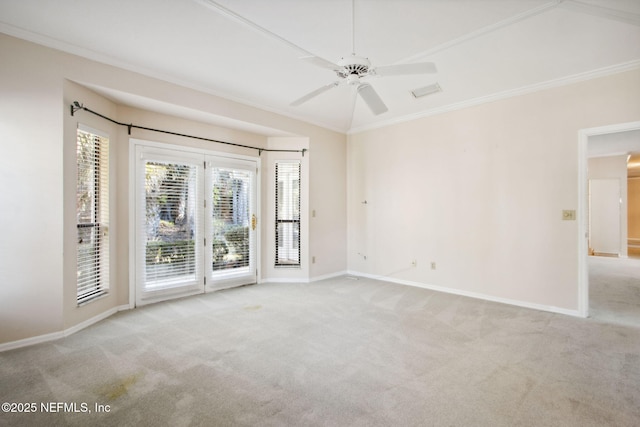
[251,214,257,230]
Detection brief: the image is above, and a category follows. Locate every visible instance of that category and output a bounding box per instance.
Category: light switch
[562,210,576,221]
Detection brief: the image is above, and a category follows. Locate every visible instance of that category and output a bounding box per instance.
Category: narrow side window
[76,128,109,304]
[275,161,301,267]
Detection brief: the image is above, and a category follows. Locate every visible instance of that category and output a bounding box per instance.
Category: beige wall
[0,34,64,343]
[587,155,628,257]
[348,68,640,313]
[0,33,346,347]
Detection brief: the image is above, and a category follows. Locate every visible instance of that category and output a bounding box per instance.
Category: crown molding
[348,60,640,135]
[0,22,346,136]
[560,0,640,27]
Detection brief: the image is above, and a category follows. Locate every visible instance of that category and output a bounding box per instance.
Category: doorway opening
[578,121,640,319]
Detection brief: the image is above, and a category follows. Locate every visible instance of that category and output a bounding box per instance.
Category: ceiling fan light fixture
[411,83,442,99]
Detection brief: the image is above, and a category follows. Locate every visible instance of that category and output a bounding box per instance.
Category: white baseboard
[260,277,309,284]
[0,304,130,353]
[261,270,348,284]
[0,331,66,353]
[63,304,131,336]
[310,270,348,282]
[347,270,582,318]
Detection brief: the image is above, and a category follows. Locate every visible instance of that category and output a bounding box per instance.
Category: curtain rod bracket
[127,124,132,135]
[258,149,263,156]
[70,101,83,117]
[302,148,307,157]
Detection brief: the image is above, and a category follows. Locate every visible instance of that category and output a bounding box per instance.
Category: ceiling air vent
[411,83,442,99]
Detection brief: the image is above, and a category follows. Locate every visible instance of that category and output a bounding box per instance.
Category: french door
[135,145,257,305]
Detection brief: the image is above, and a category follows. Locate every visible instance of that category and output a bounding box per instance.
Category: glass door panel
[136,148,204,305]
[206,158,257,289]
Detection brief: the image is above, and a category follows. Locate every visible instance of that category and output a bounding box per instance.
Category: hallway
[589,255,640,328]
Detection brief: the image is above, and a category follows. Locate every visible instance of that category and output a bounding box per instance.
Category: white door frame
[129,138,261,308]
[577,121,640,317]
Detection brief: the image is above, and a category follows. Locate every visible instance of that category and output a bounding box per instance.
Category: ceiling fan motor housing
[336,55,371,79]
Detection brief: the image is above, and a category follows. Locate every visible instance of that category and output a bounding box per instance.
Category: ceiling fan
[195,0,438,117]
[291,54,437,115]
[290,0,437,116]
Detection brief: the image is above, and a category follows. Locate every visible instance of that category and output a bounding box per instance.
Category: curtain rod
[70,101,306,156]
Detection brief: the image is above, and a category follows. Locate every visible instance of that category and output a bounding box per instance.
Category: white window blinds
[143,161,199,287]
[76,128,109,304]
[211,167,251,272]
[275,161,301,267]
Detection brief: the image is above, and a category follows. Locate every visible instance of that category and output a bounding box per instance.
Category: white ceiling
[588,129,640,177]
[589,129,640,157]
[1,0,639,135]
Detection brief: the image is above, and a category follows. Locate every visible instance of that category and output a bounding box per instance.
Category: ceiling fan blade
[299,55,342,71]
[374,62,437,76]
[290,82,339,106]
[357,83,388,115]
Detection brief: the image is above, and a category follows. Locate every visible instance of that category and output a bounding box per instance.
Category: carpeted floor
[1,256,639,426]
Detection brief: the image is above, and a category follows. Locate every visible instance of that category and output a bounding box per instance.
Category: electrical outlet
[411,259,417,267]
[431,262,436,270]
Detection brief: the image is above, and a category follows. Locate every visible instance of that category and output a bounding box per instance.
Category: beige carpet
[1,256,639,426]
